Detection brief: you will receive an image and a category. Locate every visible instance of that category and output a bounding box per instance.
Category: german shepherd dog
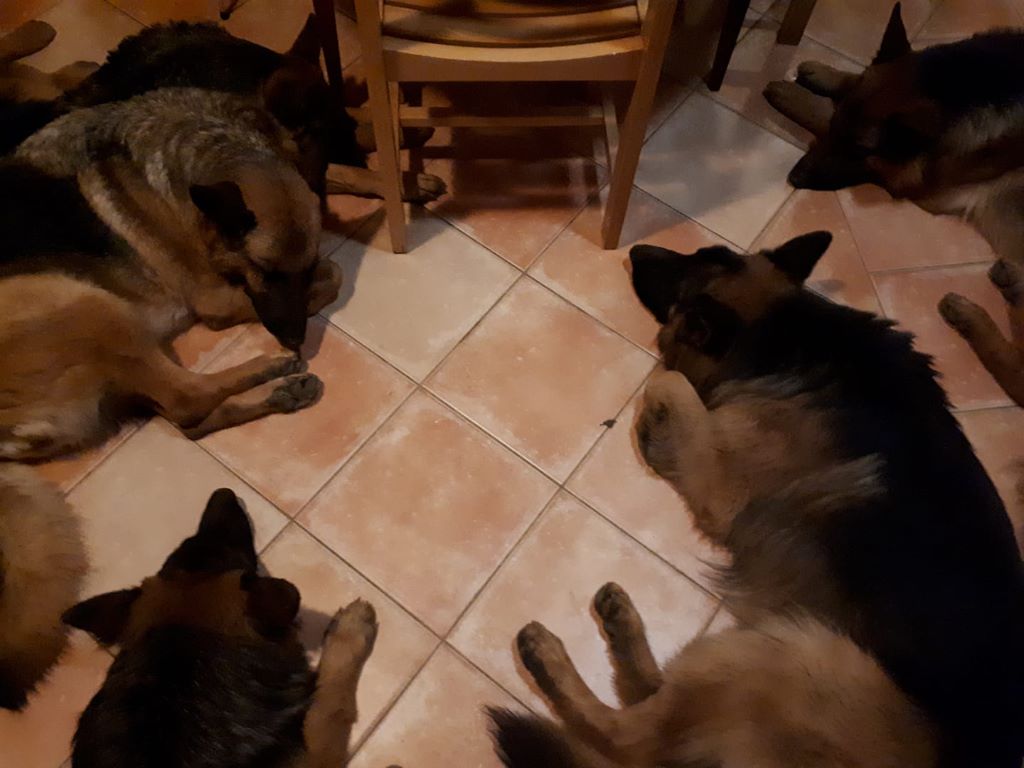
[63,487,378,768]
[490,583,937,768]
[0,16,445,204]
[0,86,336,459]
[608,233,1022,766]
[0,464,87,710]
[764,4,1024,407]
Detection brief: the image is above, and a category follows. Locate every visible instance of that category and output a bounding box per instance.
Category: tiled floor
[3,1,1023,766]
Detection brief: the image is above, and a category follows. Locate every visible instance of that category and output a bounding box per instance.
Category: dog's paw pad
[268,373,323,412]
[594,583,641,640]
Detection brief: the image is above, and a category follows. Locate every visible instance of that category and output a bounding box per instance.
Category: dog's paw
[938,292,984,337]
[594,583,644,644]
[795,61,845,96]
[267,373,323,413]
[989,259,1023,305]
[517,622,569,688]
[401,172,447,204]
[268,354,308,379]
[322,598,379,670]
[764,80,809,113]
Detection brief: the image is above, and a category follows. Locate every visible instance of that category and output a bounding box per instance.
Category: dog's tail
[487,708,618,768]
[0,464,87,710]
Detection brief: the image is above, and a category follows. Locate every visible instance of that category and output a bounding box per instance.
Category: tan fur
[514,584,937,768]
[636,369,844,543]
[0,465,87,707]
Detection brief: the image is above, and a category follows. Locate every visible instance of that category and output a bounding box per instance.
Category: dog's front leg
[192,283,259,330]
[636,370,745,544]
[593,583,663,706]
[301,599,379,768]
[763,81,834,138]
[325,164,447,204]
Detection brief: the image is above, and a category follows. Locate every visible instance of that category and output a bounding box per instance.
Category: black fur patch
[916,31,1024,114]
[487,708,577,768]
[711,292,1024,767]
[72,626,314,768]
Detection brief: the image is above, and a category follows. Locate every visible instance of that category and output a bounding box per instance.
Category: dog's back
[73,625,313,768]
[716,293,1024,766]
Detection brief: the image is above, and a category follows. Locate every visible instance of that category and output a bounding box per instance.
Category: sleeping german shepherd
[486,233,1024,768]
[0,16,445,204]
[63,488,378,768]
[764,3,1024,406]
[1,86,336,459]
[610,234,1020,766]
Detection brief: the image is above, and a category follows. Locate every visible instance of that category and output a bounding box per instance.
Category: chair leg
[601,0,677,250]
[776,0,818,45]
[354,0,407,252]
[705,0,751,92]
[311,0,345,110]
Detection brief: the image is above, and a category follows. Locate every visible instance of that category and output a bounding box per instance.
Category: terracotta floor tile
[325,209,518,380]
[171,323,247,372]
[957,407,1024,554]
[704,15,860,148]
[1,0,62,31]
[34,426,137,493]
[225,0,361,66]
[425,156,605,269]
[450,493,717,713]
[753,189,882,313]
[320,196,383,259]
[704,602,739,635]
[261,524,438,742]
[636,92,803,248]
[298,392,556,634]
[106,0,221,25]
[349,646,517,768]
[21,0,140,70]
[200,319,412,515]
[837,185,994,272]
[428,278,654,481]
[567,397,726,587]
[915,0,1022,44]
[68,419,288,596]
[530,186,729,351]
[770,0,937,64]
[874,264,1013,410]
[0,631,111,768]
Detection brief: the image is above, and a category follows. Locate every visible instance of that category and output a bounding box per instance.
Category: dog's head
[630,232,832,388]
[260,14,366,190]
[63,489,301,648]
[788,3,940,192]
[190,166,321,351]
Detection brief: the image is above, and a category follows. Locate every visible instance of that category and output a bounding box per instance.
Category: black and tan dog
[764,4,1024,406]
[491,583,936,768]
[1,86,337,459]
[0,464,87,710]
[612,233,1023,767]
[63,487,378,768]
[0,16,444,204]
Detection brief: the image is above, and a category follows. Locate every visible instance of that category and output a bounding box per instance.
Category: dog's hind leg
[301,599,378,768]
[593,583,663,706]
[636,371,745,543]
[176,374,323,439]
[324,164,447,204]
[939,292,1024,406]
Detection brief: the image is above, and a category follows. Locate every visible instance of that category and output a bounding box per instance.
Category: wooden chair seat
[382,3,641,48]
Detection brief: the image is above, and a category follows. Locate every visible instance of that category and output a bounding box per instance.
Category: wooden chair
[706,0,819,91]
[322,0,677,253]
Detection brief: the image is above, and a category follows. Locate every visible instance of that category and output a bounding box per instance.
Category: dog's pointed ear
[242,575,301,639]
[62,588,142,645]
[286,14,321,63]
[629,244,688,324]
[873,3,910,65]
[766,231,832,283]
[190,181,257,244]
[197,489,258,567]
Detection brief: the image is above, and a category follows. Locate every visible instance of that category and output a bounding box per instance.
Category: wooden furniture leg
[354,0,407,253]
[706,0,751,92]
[312,0,346,111]
[777,0,818,45]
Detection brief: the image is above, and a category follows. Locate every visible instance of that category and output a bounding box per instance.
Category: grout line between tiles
[98,0,146,28]
[867,258,996,277]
